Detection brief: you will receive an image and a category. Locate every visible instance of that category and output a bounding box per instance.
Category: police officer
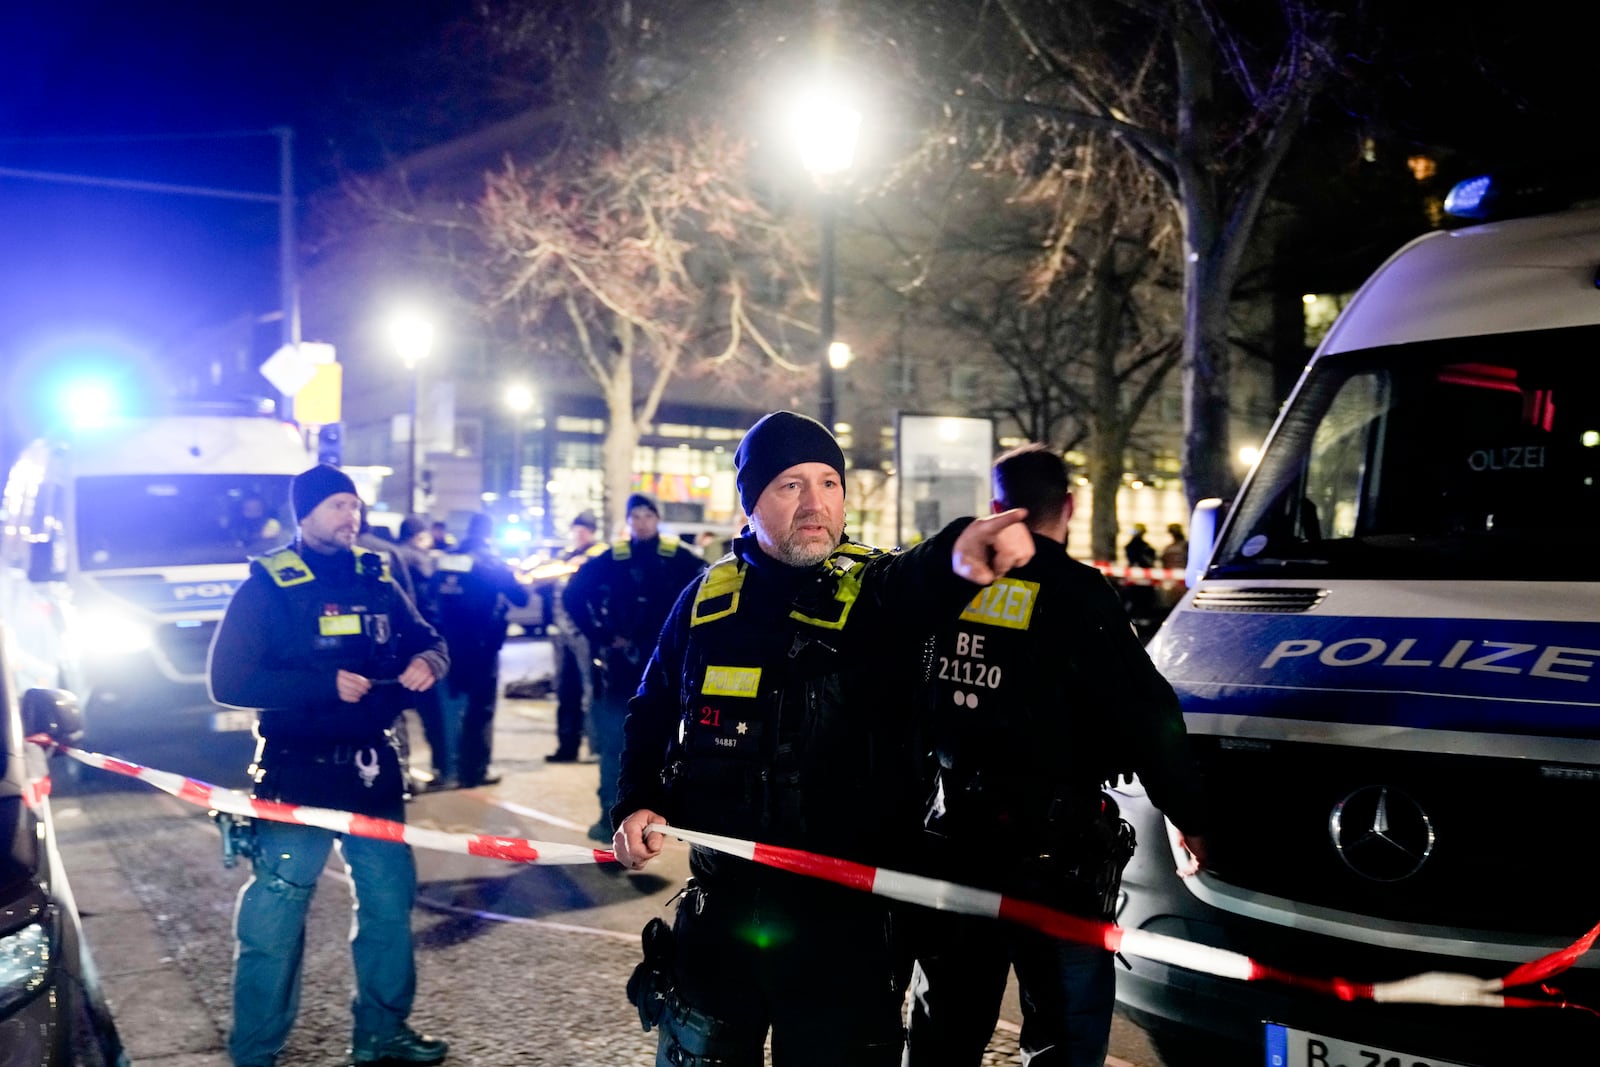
[563,491,705,841]
[207,464,450,1067]
[902,445,1210,1067]
[427,511,530,789]
[612,411,1036,1067]
[546,510,602,763]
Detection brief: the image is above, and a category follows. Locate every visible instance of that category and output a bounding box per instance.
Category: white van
[1114,190,1600,1066]
[0,410,311,740]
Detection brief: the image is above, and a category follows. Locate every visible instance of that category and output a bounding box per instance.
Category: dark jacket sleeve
[1073,567,1210,835]
[486,553,531,610]
[613,579,698,826]
[562,550,611,647]
[391,574,450,683]
[854,517,984,631]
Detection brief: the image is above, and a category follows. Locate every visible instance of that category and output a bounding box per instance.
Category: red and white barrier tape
[29,736,1596,1011]
[1091,562,1185,584]
[645,822,1599,1012]
[34,739,616,866]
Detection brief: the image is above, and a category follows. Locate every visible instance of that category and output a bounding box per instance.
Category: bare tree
[475,126,808,529]
[863,136,1183,558]
[868,0,1348,509]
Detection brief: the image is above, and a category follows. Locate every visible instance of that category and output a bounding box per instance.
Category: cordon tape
[27,736,1599,1013]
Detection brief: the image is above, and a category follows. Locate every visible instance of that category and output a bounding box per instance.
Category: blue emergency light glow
[1443,175,1493,219]
[57,378,121,430]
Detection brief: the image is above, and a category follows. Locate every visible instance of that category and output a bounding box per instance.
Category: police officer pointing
[207,464,450,1067]
[612,411,1035,1066]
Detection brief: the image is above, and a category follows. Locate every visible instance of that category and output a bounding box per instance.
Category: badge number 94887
[1264,1024,1477,1067]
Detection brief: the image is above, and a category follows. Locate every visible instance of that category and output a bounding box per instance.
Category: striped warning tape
[30,737,1597,1011]
[636,823,1599,1012]
[34,739,614,866]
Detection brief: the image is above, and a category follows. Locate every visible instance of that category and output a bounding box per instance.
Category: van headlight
[0,917,54,1016]
[75,609,154,655]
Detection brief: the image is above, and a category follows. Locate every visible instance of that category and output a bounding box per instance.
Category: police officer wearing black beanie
[563,489,707,841]
[208,464,450,1067]
[612,412,1038,1066]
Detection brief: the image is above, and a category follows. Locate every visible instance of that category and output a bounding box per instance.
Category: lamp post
[506,383,535,506]
[792,86,860,431]
[388,311,434,515]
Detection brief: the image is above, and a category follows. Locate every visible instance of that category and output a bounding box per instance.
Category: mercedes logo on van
[1329,786,1435,882]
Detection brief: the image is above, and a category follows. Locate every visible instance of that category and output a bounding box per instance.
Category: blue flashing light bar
[1442,174,1493,219]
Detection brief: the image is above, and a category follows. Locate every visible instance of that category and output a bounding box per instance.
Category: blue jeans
[229,820,418,1066]
[904,910,1114,1067]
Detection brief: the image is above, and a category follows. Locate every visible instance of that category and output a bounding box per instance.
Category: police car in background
[0,403,311,742]
[1113,176,1600,1066]
[0,626,124,1065]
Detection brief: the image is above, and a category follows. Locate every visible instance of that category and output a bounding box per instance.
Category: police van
[1113,181,1600,1066]
[0,408,311,740]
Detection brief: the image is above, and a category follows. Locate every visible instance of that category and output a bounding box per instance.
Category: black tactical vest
[664,544,888,857]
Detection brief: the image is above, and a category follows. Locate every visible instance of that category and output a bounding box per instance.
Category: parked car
[0,627,125,1065]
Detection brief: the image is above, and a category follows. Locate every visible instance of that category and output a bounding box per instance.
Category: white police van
[0,408,310,740]
[1114,180,1600,1066]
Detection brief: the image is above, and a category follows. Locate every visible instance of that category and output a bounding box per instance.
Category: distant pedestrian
[1123,523,1156,568]
[562,492,705,841]
[546,511,603,763]
[426,512,530,789]
[1159,522,1188,571]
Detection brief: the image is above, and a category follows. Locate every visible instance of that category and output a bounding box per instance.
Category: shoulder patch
[259,548,314,588]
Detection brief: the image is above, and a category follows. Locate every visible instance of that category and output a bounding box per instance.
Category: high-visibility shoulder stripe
[691,558,745,626]
[260,549,315,588]
[612,539,632,560]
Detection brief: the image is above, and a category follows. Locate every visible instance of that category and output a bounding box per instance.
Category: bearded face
[748,463,845,566]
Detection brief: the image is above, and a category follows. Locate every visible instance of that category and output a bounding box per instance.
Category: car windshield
[1212,324,1600,581]
[75,474,295,570]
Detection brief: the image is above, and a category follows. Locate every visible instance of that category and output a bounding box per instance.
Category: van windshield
[1213,325,1600,581]
[75,474,295,570]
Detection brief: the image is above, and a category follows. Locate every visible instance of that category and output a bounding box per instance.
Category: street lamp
[388,310,435,515]
[791,85,860,431]
[505,382,535,505]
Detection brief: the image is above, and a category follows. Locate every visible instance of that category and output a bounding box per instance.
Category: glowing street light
[505,382,536,504]
[791,83,860,432]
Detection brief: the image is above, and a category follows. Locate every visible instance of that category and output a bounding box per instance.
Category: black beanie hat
[624,492,660,517]
[734,411,846,516]
[292,464,359,521]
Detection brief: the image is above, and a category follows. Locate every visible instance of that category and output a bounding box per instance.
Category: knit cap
[291,464,359,521]
[733,411,846,515]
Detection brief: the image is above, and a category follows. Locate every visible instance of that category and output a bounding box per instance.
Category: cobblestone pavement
[47,639,1162,1067]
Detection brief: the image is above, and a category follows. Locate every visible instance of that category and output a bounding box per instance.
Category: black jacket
[207,542,448,815]
[920,533,1209,871]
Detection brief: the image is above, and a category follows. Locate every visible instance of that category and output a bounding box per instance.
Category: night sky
[1,2,1594,436]
[0,3,468,391]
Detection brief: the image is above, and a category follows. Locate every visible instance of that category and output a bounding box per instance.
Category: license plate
[1265,1022,1478,1067]
[211,710,255,732]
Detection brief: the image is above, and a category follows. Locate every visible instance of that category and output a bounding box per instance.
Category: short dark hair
[992,444,1071,526]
